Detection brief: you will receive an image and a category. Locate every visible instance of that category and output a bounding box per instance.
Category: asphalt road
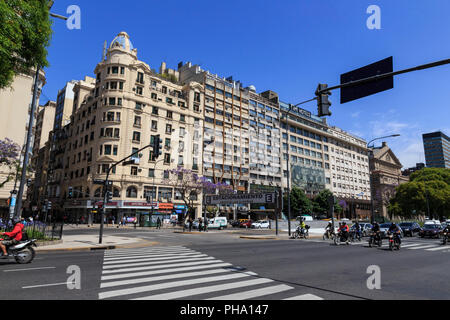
[1,228,449,300]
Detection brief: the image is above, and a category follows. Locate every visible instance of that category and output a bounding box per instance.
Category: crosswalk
[98,246,324,300]
[346,240,449,252]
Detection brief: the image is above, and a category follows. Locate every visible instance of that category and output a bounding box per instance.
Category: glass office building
[423,131,450,169]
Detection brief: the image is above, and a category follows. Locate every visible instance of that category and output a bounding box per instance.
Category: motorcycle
[442,231,448,245]
[368,231,382,248]
[292,225,309,239]
[350,229,362,242]
[387,231,401,251]
[0,235,37,264]
[323,229,335,241]
[334,230,350,245]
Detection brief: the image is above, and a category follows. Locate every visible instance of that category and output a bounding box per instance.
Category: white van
[424,220,441,226]
[208,217,228,230]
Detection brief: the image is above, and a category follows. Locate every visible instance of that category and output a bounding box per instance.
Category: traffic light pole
[99,143,153,244]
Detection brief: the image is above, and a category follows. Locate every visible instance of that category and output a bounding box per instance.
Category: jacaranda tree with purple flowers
[0,138,21,188]
[162,167,232,223]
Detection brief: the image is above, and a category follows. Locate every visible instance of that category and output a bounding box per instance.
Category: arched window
[126,186,138,198]
[94,187,103,198]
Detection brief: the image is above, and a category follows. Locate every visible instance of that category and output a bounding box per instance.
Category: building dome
[248,85,256,92]
[110,32,134,52]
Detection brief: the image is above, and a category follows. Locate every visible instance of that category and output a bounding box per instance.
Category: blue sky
[43,0,450,168]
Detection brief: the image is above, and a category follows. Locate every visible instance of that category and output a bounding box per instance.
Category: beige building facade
[0,69,46,216]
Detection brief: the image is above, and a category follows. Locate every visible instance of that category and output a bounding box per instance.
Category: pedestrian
[199,218,203,232]
[204,217,209,232]
[156,217,161,230]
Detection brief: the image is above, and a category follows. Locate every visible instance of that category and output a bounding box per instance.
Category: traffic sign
[205,193,276,205]
[93,179,112,186]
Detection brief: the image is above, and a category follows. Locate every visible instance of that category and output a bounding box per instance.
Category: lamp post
[367,134,400,223]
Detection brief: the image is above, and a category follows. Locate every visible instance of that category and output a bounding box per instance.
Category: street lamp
[367,134,400,223]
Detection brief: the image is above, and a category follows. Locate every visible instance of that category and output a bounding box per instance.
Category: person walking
[188,217,193,232]
[204,217,209,232]
[156,217,161,230]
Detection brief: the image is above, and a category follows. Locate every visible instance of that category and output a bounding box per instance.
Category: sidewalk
[36,234,158,253]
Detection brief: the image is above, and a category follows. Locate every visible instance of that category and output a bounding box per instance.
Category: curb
[239,235,280,240]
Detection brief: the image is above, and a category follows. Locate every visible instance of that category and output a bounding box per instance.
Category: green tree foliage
[312,189,342,216]
[283,187,313,218]
[0,0,52,88]
[389,168,450,220]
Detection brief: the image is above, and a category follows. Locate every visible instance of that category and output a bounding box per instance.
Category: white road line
[103,256,215,271]
[102,260,225,278]
[99,272,253,299]
[401,243,425,248]
[101,262,232,280]
[104,252,200,261]
[206,284,293,300]
[284,294,324,300]
[103,253,203,264]
[426,246,450,251]
[407,245,438,250]
[103,251,196,259]
[104,249,194,256]
[22,282,68,289]
[132,278,274,300]
[4,267,56,272]
[101,268,248,289]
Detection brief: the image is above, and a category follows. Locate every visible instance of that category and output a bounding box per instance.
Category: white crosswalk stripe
[98,246,323,300]
[320,239,448,253]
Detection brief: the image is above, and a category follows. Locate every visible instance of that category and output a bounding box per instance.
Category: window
[164,153,171,164]
[180,114,186,122]
[126,186,138,198]
[134,116,141,126]
[120,67,125,75]
[165,138,171,148]
[131,166,138,176]
[104,145,112,155]
[151,120,158,131]
[112,66,119,74]
[137,72,144,84]
[133,131,141,142]
[179,127,186,137]
[149,169,155,178]
[136,86,143,95]
[166,124,172,134]
[152,106,159,115]
[167,111,173,119]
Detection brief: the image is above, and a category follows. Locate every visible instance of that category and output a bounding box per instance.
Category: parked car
[208,217,228,230]
[240,219,253,228]
[251,220,270,229]
[399,222,422,237]
[424,220,441,226]
[379,223,404,238]
[419,224,443,238]
[350,223,373,237]
[299,215,313,222]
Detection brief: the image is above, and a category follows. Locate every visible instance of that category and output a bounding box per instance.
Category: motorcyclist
[338,221,350,242]
[0,218,24,258]
[298,217,306,235]
[388,222,402,245]
[324,222,334,238]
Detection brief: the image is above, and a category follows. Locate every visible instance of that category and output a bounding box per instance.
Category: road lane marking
[103,253,202,264]
[4,267,56,272]
[101,268,250,289]
[102,255,210,270]
[104,252,200,261]
[400,243,425,248]
[425,246,450,251]
[406,245,438,250]
[132,278,274,300]
[101,263,232,280]
[284,294,324,300]
[102,260,225,278]
[206,284,293,300]
[99,272,253,299]
[22,282,68,289]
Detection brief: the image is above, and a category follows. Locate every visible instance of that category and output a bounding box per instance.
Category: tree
[162,167,232,223]
[283,187,313,218]
[0,0,52,89]
[389,168,450,220]
[312,189,342,217]
[0,138,21,188]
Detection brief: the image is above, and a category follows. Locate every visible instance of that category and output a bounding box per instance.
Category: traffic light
[68,187,73,199]
[106,191,113,203]
[316,84,332,117]
[152,135,163,160]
